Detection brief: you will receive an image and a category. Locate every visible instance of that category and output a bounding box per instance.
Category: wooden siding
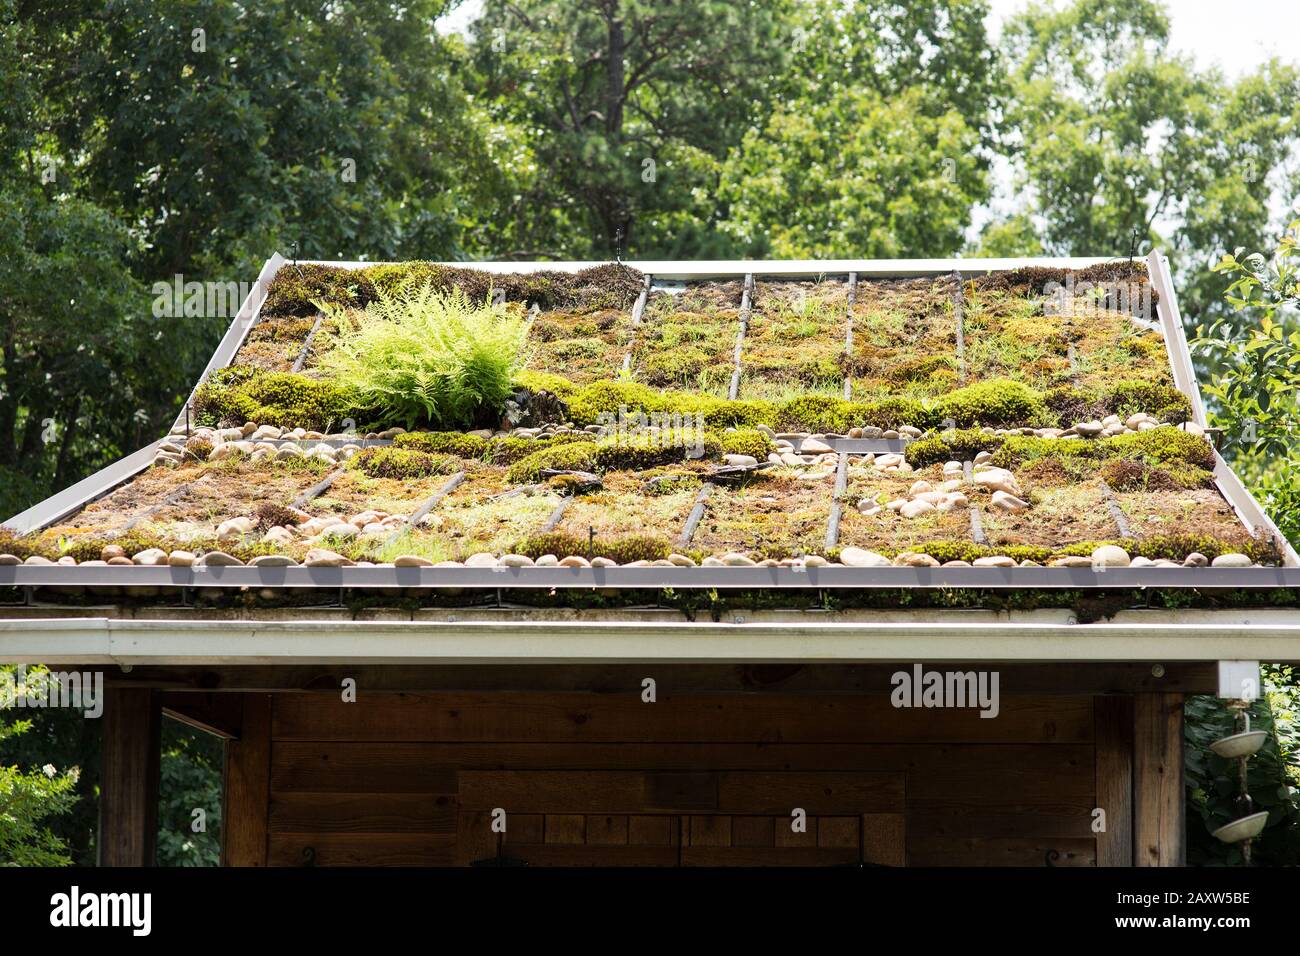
[232,690,1118,867]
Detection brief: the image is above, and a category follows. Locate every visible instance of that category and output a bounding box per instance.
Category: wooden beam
[1094,695,1133,867]
[97,687,161,866]
[1133,693,1184,867]
[94,662,1218,696]
[222,694,272,866]
[161,692,243,739]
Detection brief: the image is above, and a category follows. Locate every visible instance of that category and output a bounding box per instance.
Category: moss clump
[507,442,598,483]
[1043,385,1098,425]
[567,381,661,426]
[990,435,1104,471]
[720,428,774,459]
[774,395,848,433]
[592,433,722,472]
[183,436,214,461]
[255,502,302,528]
[886,355,956,384]
[193,370,356,431]
[904,429,1002,467]
[513,370,579,399]
[514,531,671,564]
[663,395,777,429]
[1101,381,1192,423]
[832,533,1274,567]
[642,471,703,496]
[485,431,592,465]
[1100,458,1213,492]
[351,447,460,480]
[565,380,777,430]
[936,378,1048,428]
[855,398,941,431]
[394,431,490,459]
[1106,427,1216,470]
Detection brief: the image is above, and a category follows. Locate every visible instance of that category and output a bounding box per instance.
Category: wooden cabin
[2,253,1295,867]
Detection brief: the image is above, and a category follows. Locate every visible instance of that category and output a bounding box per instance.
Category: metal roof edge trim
[1146,249,1299,567]
[2,254,285,535]
[5,616,1300,666]
[170,252,284,431]
[1,565,1298,589]
[1,440,166,535]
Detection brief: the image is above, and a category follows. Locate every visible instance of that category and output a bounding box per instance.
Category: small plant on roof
[316,284,530,431]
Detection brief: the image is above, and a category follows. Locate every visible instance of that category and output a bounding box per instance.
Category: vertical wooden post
[1134,692,1185,867]
[1094,696,1133,867]
[98,686,161,866]
[222,694,272,866]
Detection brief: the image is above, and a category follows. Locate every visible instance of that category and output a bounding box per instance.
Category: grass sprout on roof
[316,283,530,431]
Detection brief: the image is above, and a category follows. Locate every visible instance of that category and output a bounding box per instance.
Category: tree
[715,86,986,258]
[0,667,80,867]
[1192,219,1300,544]
[981,0,1300,326]
[468,0,797,258]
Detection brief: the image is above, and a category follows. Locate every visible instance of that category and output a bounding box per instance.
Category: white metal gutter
[4,614,1300,665]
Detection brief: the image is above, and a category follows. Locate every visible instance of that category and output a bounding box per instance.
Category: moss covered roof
[1,258,1286,595]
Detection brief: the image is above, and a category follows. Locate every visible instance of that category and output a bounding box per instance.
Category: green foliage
[0,667,80,866]
[350,447,460,480]
[1186,672,1300,866]
[394,431,491,460]
[717,85,986,258]
[985,0,1300,327]
[156,718,223,867]
[1194,224,1300,463]
[317,284,529,431]
[193,370,355,431]
[506,442,598,483]
[720,428,774,459]
[936,379,1047,428]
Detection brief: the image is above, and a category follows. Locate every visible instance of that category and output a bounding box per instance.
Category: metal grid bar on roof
[619,273,652,374]
[3,564,1300,590]
[952,269,967,385]
[843,272,857,400]
[290,313,327,373]
[727,273,754,400]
